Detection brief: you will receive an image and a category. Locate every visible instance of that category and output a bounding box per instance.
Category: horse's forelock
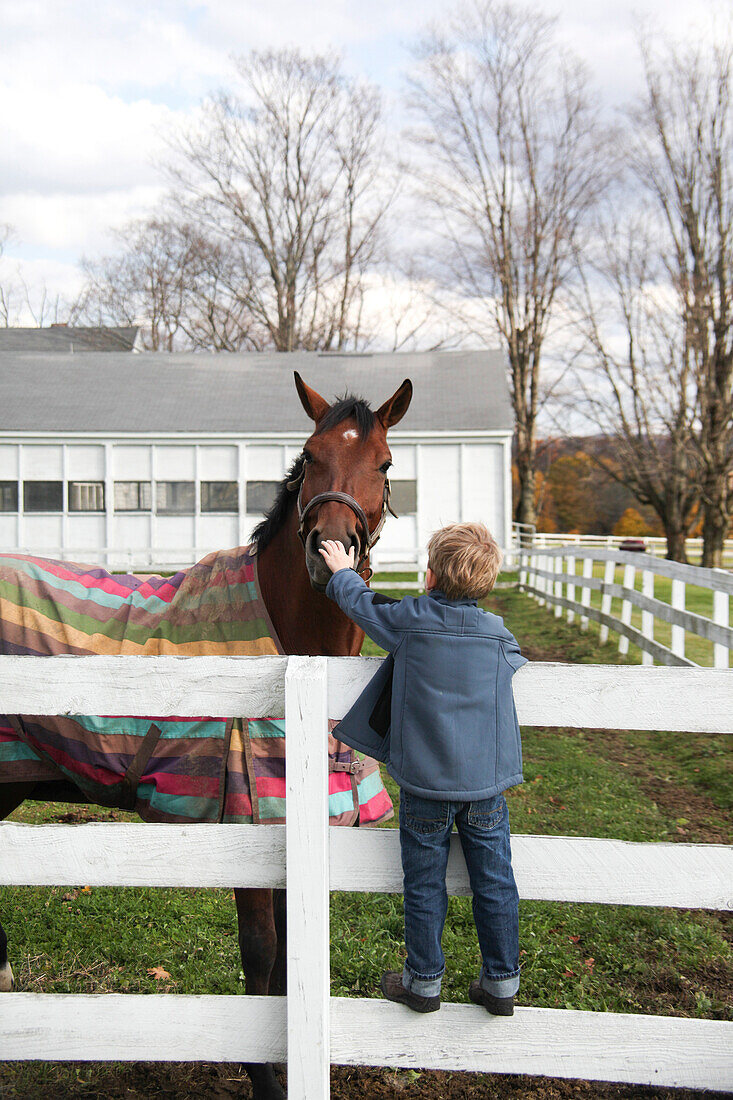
[313,395,376,441]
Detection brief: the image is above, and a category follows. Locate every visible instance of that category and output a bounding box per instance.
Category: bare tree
[629,32,733,566]
[0,224,17,327]
[80,216,217,350]
[166,49,394,351]
[407,0,608,526]
[573,213,701,561]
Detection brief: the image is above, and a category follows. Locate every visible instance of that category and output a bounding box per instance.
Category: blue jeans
[399,790,520,999]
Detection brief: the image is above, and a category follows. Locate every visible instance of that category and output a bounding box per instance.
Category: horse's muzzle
[305,528,360,592]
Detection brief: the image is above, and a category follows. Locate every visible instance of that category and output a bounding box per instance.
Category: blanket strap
[329,755,365,776]
[119,723,163,811]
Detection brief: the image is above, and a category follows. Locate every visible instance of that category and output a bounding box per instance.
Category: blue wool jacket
[326,568,527,800]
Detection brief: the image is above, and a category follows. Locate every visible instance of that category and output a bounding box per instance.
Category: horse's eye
[379,461,392,475]
[303,451,313,464]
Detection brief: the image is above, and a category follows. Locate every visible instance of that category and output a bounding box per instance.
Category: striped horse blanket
[0,548,393,827]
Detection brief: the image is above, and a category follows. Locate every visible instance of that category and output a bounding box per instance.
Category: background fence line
[1,654,732,1095]
[519,547,733,667]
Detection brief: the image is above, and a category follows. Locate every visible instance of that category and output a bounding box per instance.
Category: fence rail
[1,654,732,1095]
[513,530,733,566]
[520,547,733,667]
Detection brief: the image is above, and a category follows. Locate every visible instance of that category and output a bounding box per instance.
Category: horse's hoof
[0,962,14,992]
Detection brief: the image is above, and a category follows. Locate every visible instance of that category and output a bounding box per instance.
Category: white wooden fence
[515,531,733,567]
[520,547,733,668]
[1,654,732,1095]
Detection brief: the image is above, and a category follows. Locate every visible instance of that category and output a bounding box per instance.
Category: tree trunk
[514,452,537,527]
[664,523,688,564]
[701,495,728,568]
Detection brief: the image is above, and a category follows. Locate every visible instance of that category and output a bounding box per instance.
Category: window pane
[0,482,18,511]
[246,481,280,514]
[201,481,238,513]
[156,481,195,514]
[24,481,63,512]
[389,480,417,515]
[114,481,152,511]
[69,482,105,512]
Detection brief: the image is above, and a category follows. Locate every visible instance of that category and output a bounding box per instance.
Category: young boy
[319,522,526,1016]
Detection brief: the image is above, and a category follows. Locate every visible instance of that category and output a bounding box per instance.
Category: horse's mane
[251,395,376,553]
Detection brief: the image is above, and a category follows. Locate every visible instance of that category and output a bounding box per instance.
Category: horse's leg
[270,888,287,996]
[0,782,36,992]
[235,887,286,1100]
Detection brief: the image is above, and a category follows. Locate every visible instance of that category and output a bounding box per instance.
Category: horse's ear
[294,372,330,423]
[376,378,413,429]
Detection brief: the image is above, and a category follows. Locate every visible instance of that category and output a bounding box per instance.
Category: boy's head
[426,522,503,600]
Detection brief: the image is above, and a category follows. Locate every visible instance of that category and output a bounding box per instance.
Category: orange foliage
[613,508,650,536]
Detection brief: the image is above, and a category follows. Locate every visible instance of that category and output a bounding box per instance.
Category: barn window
[69,482,105,512]
[23,481,63,512]
[201,481,239,513]
[0,482,18,511]
[246,481,279,514]
[114,481,152,511]
[389,480,417,515]
[156,481,195,514]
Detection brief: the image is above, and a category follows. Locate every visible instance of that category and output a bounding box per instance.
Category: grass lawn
[1,577,731,1098]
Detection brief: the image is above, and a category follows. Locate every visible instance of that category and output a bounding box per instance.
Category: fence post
[599,559,616,645]
[671,579,686,661]
[554,556,563,618]
[519,551,527,590]
[580,557,592,631]
[641,570,654,666]
[566,556,575,624]
[285,655,330,1100]
[618,563,635,656]
[713,585,730,670]
[537,554,546,606]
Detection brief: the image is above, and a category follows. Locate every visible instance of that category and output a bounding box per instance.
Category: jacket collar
[427,588,478,607]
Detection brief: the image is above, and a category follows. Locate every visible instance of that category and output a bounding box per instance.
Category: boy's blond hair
[427,522,503,600]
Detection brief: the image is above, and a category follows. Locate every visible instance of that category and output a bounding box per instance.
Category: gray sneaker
[380,970,440,1013]
[469,979,514,1016]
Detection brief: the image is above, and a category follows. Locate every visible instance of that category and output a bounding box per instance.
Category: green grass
[1,579,731,1097]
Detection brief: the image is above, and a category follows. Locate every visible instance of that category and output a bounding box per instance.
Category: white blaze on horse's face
[342,428,359,441]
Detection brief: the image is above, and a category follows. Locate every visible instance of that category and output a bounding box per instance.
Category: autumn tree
[408,0,608,526]
[546,451,601,533]
[166,49,394,351]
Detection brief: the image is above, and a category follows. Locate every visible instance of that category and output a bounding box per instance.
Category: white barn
[0,350,513,570]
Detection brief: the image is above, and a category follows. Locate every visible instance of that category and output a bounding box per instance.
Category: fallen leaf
[80,886,92,894]
[583,957,595,972]
[147,966,171,981]
[568,934,580,944]
[563,969,575,977]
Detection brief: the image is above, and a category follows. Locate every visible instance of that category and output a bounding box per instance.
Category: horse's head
[293,371,413,591]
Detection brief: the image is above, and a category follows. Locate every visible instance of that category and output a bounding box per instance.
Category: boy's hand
[319,539,356,574]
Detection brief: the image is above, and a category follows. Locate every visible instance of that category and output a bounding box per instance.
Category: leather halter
[288,461,397,581]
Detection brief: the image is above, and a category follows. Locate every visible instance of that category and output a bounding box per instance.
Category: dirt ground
[2,1064,732,1100]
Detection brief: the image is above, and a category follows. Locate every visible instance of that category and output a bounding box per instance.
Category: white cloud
[0,82,179,197]
[2,187,165,252]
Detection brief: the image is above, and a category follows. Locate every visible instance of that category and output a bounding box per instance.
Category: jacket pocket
[501,643,528,674]
[368,653,393,737]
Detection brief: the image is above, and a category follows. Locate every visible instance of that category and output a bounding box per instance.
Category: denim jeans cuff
[403,963,443,998]
[479,968,520,998]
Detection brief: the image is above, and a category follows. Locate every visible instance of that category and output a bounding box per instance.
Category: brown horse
[0,371,412,1100]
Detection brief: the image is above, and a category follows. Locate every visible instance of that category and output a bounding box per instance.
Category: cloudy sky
[0,0,714,323]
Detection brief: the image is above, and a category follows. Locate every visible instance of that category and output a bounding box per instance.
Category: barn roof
[0,327,141,353]
[0,349,511,434]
